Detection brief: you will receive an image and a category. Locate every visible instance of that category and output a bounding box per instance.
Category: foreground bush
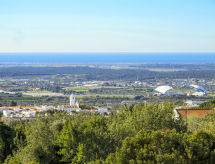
[1,102,215,163]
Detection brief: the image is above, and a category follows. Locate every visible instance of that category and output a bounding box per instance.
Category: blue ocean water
[0,53,214,63]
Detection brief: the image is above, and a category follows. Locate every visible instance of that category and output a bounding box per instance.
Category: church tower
[70,94,76,107]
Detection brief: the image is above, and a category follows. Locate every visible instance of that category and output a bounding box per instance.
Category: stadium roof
[190,84,206,93]
[155,86,173,94]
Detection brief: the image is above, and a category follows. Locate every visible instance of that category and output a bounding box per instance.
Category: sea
[0,53,214,64]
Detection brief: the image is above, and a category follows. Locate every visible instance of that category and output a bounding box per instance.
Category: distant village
[0,94,109,121]
[0,76,214,121]
[0,92,210,121]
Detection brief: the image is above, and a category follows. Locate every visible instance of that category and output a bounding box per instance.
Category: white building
[155,86,173,95]
[70,94,76,107]
[70,94,79,108]
[97,108,108,115]
[40,105,53,112]
[3,110,13,117]
[190,84,207,96]
[192,92,205,97]
[185,100,203,107]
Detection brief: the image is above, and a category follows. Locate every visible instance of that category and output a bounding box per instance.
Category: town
[0,94,109,121]
[0,76,212,121]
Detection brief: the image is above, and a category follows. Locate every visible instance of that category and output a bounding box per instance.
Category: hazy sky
[0,0,215,52]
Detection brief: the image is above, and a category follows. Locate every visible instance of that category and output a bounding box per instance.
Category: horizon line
[0,52,215,54]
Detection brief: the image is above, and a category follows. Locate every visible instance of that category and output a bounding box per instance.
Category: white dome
[190,84,206,93]
[155,86,173,94]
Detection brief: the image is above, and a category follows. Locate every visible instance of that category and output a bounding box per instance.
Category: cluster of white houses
[0,93,207,120]
[1,94,108,120]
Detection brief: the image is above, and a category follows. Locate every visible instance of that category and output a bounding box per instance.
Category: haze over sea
[0,53,215,64]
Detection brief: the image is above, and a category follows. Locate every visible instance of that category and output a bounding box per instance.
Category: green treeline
[0,66,215,80]
[1,102,215,163]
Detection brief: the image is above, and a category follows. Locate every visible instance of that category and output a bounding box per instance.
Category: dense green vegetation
[1,65,215,81]
[1,64,215,107]
[0,93,68,106]
[199,100,215,109]
[1,102,215,163]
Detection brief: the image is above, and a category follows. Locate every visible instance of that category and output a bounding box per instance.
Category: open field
[23,92,65,97]
[0,64,214,106]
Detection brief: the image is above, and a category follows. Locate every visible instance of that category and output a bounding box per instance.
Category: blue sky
[0,0,215,52]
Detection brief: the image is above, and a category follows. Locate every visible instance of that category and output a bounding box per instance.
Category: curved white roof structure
[155,86,173,94]
[190,84,206,93]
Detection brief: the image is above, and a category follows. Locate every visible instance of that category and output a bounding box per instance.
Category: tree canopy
[1,102,215,163]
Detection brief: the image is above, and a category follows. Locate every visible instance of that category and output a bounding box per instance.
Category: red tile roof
[176,108,212,117]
